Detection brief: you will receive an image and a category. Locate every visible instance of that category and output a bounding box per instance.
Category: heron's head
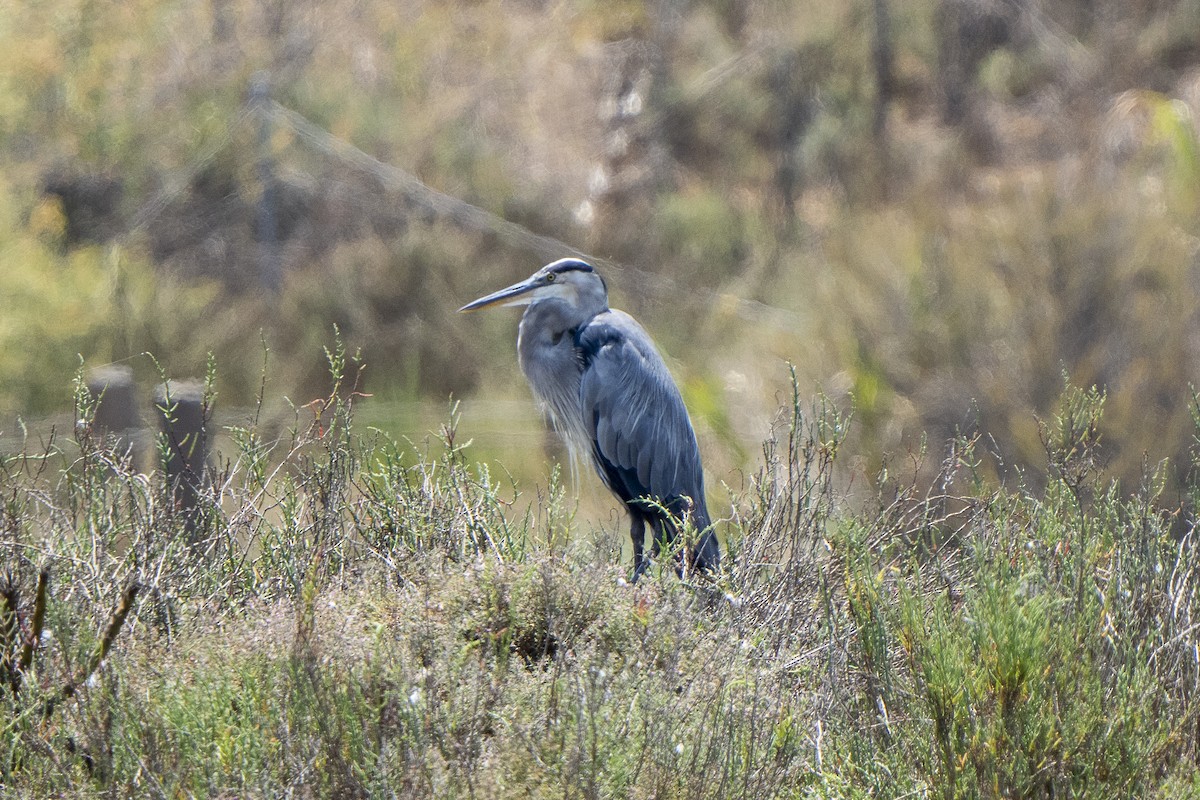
[459,258,608,314]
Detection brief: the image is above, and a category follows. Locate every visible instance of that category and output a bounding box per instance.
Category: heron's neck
[521,295,606,338]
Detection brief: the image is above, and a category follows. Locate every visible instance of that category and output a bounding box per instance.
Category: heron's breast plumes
[517,300,594,468]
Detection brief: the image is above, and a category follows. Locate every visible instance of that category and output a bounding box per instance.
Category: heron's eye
[545,273,556,283]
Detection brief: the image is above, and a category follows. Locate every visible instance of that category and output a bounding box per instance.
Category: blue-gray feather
[577,311,708,528]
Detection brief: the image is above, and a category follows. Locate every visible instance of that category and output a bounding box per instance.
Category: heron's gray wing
[576,310,706,517]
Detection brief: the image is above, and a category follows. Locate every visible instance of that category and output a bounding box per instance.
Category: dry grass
[2,359,1200,797]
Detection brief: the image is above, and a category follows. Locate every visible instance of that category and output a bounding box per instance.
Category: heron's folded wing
[576,312,703,510]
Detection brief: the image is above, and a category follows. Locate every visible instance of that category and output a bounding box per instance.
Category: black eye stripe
[547,258,594,275]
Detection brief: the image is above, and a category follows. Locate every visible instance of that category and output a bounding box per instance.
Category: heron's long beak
[458,275,543,312]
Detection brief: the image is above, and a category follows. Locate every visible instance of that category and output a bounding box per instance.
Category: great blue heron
[460,258,721,579]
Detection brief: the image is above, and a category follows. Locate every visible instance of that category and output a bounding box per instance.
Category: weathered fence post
[86,365,140,461]
[153,380,211,542]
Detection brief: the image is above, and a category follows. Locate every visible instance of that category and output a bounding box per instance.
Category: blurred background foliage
[5,0,1200,499]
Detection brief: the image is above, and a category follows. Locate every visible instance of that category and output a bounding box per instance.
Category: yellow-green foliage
[0,184,218,415]
[0,192,108,411]
[818,97,1200,482]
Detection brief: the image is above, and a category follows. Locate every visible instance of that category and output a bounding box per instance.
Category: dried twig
[41,581,139,720]
[14,569,49,695]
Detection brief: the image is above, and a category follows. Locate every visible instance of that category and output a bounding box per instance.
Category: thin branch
[41,582,139,720]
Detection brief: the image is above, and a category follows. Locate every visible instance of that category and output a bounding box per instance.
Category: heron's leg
[630,512,647,580]
[693,529,720,573]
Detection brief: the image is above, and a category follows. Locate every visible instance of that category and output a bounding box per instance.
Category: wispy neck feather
[517,297,602,482]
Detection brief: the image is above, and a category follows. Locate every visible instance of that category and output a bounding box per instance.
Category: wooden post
[153,380,211,541]
[86,365,140,461]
